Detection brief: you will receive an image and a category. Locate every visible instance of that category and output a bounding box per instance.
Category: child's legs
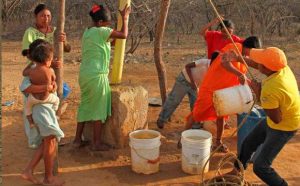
[25,94,37,116]
[43,135,57,180]
[24,142,44,172]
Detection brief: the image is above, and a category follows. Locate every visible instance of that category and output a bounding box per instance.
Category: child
[73,4,131,151]
[226,47,300,185]
[23,39,60,128]
[157,52,219,129]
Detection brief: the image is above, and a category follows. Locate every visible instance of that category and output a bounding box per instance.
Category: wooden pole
[154,0,171,104]
[53,0,65,175]
[111,0,131,84]
[54,0,65,99]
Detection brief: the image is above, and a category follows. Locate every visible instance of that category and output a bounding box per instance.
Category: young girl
[73,4,131,151]
[23,39,60,128]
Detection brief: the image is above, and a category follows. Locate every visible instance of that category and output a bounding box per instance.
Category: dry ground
[2,36,300,185]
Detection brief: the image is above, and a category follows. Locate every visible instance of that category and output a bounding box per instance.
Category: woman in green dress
[73,4,131,151]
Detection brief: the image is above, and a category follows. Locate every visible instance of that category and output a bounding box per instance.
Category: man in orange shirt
[186,36,262,152]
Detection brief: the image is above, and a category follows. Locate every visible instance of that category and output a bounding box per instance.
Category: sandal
[213,143,229,153]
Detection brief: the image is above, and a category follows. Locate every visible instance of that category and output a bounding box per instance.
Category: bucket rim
[181,129,212,141]
[129,129,161,140]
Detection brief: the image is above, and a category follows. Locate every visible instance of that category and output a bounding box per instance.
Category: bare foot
[43,176,65,186]
[72,140,89,148]
[90,144,110,151]
[21,170,41,184]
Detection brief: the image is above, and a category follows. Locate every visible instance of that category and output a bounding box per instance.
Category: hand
[119,4,131,19]
[213,16,224,24]
[51,58,63,69]
[52,81,58,92]
[238,74,248,85]
[59,32,67,43]
[249,79,261,95]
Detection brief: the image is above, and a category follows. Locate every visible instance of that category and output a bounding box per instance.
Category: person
[21,3,70,148]
[20,45,65,185]
[156,52,220,129]
[23,39,60,128]
[200,18,244,59]
[72,4,131,151]
[227,47,300,186]
[185,36,262,153]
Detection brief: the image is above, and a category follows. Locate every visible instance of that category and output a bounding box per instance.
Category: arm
[236,56,259,70]
[22,62,34,76]
[264,108,282,124]
[221,52,247,84]
[58,32,71,52]
[23,84,52,94]
[109,5,131,39]
[199,17,222,38]
[185,62,197,90]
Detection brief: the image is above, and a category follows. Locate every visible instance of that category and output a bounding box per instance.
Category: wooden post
[111,0,131,84]
[53,0,65,175]
[54,0,65,99]
[154,0,171,104]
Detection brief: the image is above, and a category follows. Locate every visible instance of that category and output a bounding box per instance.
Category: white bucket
[129,130,161,174]
[213,85,254,116]
[181,129,212,174]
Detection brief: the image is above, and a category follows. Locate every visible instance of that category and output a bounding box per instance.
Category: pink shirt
[205,31,244,59]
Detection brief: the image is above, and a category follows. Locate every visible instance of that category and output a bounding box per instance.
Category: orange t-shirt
[192,43,247,121]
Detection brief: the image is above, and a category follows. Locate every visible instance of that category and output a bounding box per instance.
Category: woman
[73,4,131,151]
[21,3,70,148]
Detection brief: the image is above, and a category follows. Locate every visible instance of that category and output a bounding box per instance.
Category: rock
[83,85,148,149]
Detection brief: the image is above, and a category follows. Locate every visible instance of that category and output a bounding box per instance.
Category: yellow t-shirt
[261,66,300,131]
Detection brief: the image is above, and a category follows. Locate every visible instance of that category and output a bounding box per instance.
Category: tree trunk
[53,0,65,175]
[54,0,65,99]
[154,0,171,104]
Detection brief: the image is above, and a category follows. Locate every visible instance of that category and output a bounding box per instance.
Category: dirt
[2,37,300,186]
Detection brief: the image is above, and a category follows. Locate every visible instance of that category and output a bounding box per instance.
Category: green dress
[22,27,55,50]
[77,27,113,123]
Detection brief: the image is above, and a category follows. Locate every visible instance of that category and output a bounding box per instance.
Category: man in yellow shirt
[228,47,300,186]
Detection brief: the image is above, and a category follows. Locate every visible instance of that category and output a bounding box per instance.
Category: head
[210,51,220,65]
[242,36,262,56]
[219,20,234,37]
[34,4,52,27]
[28,39,53,67]
[89,4,111,26]
[249,47,287,75]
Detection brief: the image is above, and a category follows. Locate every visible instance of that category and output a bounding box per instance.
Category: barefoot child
[73,4,131,151]
[23,39,60,128]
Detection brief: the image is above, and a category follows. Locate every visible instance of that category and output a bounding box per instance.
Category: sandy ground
[2,37,300,186]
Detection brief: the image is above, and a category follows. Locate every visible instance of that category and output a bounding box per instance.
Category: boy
[229,47,300,186]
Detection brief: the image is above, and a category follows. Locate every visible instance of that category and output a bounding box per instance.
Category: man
[229,47,300,186]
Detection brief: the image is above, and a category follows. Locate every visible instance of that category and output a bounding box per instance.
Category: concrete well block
[83,85,148,148]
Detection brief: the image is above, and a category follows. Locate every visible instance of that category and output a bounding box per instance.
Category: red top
[205,31,244,59]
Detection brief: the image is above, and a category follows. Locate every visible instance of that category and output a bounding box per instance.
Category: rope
[208,0,256,81]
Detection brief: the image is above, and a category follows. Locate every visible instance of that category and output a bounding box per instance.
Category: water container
[63,82,71,99]
[129,130,161,174]
[213,85,254,116]
[181,129,212,174]
[237,107,265,161]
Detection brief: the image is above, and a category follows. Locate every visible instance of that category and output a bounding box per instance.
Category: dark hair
[243,36,262,49]
[34,4,50,15]
[219,19,234,29]
[210,51,220,65]
[28,39,53,63]
[89,4,111,22]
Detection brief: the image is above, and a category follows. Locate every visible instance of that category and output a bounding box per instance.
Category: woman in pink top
[200,18,244,59]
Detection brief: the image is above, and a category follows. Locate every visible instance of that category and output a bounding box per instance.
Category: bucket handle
[132,147,160,164]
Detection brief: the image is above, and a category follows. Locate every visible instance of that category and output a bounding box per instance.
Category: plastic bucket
[181,129,212,174]
[237,106,265,162]
[213,85,254,116]
[129,130,161,174]
[63,82,71,99]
